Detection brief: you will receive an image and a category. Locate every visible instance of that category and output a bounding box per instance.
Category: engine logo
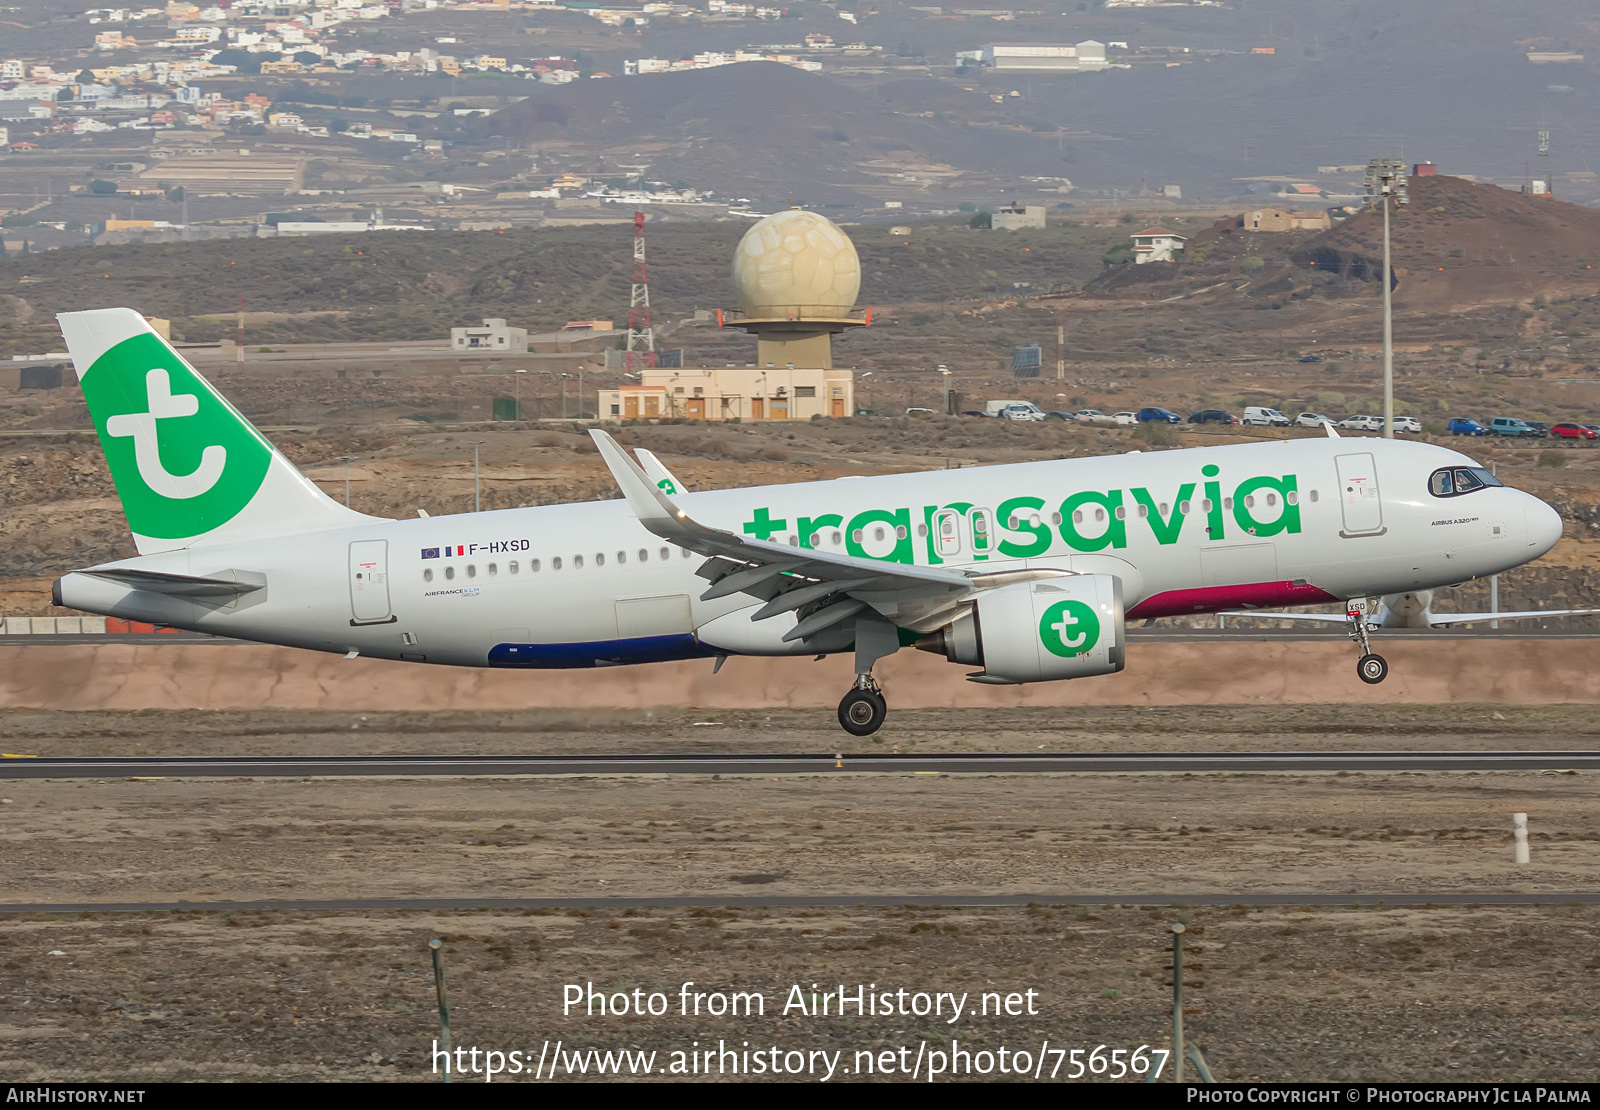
[1039,599,1100,658]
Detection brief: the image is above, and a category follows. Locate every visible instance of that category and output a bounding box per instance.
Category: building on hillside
[599,365,854,422]
[956,40,1107,71]
[450,318,529,353]
[1130,227,1186,264]
[991,203,1046,230]
[1241,208,1329,232]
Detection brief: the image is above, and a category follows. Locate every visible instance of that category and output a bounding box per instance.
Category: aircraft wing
[1425,609,1600,627]
[634,448,687,496]
[590,429,1064,641]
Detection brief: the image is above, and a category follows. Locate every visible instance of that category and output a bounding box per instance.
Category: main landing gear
[838,676,887,737]
[1346,599,1389,685]
[836,615,901,737]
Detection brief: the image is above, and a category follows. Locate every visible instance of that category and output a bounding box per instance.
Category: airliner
[51,309,1564,735]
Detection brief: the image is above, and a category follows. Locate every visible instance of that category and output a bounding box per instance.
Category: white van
[1241,406,1290,427]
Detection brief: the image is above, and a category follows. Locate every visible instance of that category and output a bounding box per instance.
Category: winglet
[1324,419,1339,439]
[634,447,687,495]
[591,429,724,551]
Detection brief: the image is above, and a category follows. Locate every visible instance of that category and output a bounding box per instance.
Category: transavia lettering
[742,470,1302,566]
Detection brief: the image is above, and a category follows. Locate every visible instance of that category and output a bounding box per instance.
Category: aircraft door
[1335,452,1386,537]
[349,539,393,625]
[933,508,962,558]
[969,508,994,556]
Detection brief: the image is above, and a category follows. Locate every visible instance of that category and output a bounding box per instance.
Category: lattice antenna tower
[626,211,656,371]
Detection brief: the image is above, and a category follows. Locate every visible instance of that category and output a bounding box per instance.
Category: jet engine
[917,574,1125,684]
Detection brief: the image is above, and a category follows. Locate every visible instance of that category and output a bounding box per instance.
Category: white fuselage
[57,437,1561,671]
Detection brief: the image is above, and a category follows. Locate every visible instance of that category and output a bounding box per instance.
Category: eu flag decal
[421,548,440,560]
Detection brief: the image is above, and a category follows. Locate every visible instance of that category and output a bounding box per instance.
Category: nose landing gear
[1347,599,1389,685]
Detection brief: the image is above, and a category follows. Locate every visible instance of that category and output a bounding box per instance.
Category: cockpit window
[1428,466,1503,498]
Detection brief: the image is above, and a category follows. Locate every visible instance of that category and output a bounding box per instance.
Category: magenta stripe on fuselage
[1126,580,1339,620]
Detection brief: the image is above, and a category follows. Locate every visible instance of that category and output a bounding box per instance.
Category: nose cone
[1525,496,1563,558]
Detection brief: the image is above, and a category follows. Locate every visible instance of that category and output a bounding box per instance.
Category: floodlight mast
[1365,158,1408,439]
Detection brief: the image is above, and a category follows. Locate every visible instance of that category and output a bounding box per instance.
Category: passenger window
[423,568,433,583]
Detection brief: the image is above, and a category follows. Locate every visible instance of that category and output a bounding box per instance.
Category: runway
[4,750,1598,779]
[2,892,1596,914]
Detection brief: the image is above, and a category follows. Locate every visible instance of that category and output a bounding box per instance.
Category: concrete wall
[0,639,1594,711]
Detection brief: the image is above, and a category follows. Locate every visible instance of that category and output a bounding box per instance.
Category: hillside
[1085,177,1600,312]
[1300,175,1600,307]
[0,219,1128,355]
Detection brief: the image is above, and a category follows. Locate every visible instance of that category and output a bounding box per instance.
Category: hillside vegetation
[0,220,1129,355]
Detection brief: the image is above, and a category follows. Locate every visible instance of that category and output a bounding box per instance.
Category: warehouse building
[956,40,1108,71]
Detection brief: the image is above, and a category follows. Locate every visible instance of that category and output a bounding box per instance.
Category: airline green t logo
[1039,599,1099,657]
[657,477,678,495]
[82,332,271,539]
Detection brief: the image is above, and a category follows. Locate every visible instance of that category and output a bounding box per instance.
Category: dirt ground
[1,904,1597,1083]
[6,704,1600,758]
[1,705,1598,1081]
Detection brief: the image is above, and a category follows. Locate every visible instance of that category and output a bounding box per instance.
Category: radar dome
[732,209,861,318]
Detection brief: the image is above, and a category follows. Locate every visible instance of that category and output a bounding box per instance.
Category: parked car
[1188,409,1239,425]
[1072,409,1116,426]
[1524,421,1552,438]
[1551,423,1598,440]
[1489,416,1536,437]
[1584,425,1600,436]
[1339,414,1383,432]
[1294,412,1333,428]
[905,407,938,416]
[1242,406,1291,427]
[1112,411,1139,426]
[1138,406,1183,424]
[960,409,993,418]
[1388,416,1423,434]
[1296,354,1325,364]
[994,403,1046,422]
[1044,410,1074,421]
[1447,418,1487,436]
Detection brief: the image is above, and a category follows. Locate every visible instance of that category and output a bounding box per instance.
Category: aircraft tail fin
[58,307,378,555]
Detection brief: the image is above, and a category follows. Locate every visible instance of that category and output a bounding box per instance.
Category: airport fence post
[1513,812,1530,865]
[1171,923,1185,1082]
[429,938,453,1083]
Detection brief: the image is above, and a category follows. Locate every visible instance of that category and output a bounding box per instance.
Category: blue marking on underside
[487,634,716,669]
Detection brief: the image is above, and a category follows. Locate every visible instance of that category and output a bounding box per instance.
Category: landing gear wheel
[838,688,887,736]
[1357,653,1389,685]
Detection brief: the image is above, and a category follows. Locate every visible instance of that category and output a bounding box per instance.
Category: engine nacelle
[919,574,1125,684]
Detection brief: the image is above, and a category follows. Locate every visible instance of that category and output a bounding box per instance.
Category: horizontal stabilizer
[81,567,265,599]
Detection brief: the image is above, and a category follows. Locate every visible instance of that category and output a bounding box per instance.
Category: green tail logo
[82,332,271,540]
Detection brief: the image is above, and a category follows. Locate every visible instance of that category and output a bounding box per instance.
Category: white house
[451,318,529,353]
[1131,226,1186,264]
